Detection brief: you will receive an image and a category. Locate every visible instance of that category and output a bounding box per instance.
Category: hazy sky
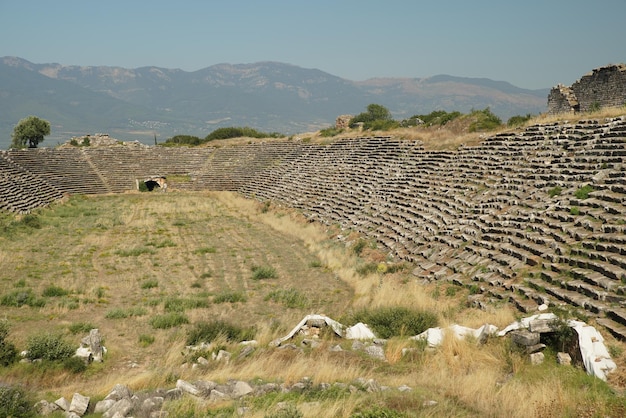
[1,0,624,90]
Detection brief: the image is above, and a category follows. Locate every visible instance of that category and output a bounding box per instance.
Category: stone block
[510,329,540,347]
[69,393,90,416]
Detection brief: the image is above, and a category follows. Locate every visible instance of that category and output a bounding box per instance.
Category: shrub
[149,312,189,329]
[349,104,396,130]
[114,247,156,257]
[319,127,344,137]
[251,265,277,280]
[141,279,159,289]
[350,406,404,418]
[139,334,155,347]
[0,320,17,366]
[214,291,247,304]
[205,127,283,141]
[570,206,580,216]
[352,239,367,256]
[507,113,533,127]
[26,333,74,361]
[42,285,69,297]
[410,110,462,127]
[0,385,35,418]
[264,288,309,309]
[1,289,45,308]
[468,107,502,132]
[162,135,203,147]
[186,320,255,345]
[345,306,438,339]
[575,185,594,200]
[163,297,209,312]
[106,306,147,319]
[62,356,87,373]
[548,186,562,197]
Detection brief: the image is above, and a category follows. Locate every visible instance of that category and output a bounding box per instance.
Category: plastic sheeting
[270,314,377,346]
[411,324,498,347]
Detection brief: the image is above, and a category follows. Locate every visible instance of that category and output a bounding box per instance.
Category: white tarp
[270,314,346,346]
[411,324,498,347]
[346,322,376,340]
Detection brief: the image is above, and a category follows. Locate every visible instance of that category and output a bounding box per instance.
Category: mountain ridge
[0,56,549,148]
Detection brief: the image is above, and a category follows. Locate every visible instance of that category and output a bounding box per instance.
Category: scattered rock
[530,352,545,365]
[69,393,90,416]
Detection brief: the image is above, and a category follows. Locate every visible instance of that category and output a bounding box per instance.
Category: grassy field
[1,191,626,417]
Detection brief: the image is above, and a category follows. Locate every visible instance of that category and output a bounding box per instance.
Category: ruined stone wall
[548,64,626,114]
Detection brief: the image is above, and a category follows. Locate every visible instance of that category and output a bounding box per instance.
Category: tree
[11,116,51,149]
[349,104,398,130]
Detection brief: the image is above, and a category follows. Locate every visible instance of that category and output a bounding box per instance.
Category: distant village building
[548,64,626,114]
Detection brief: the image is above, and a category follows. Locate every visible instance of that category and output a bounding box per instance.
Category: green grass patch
[140,279,159,289]
[574,185,594,200]
[251,265,278,280]
[105,306,147,319]
[186,320,255,345]
[42,285,69,297]
[149,312,189,329]
[548,186,562,197]
[114,247,156,257]
[213,291,247,304]
[139,334,155,347]
[26,333,74,361]
[1,289,46,308]
[264,288,309,309]
[68,322,96,335]
[163,297,210,312]
[193,246,217,254]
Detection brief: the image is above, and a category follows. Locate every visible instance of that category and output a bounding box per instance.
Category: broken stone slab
[557,352,572,366]
[54,397,70,411]
[102,398,133,418]
[176,379,202,397]
[231,381,254,398]
[69,393,90,416]
[526,343,547,354]
[104,384,133,401]
[510,329,540,347]
[364,345,386,361]
[214,349,231,362]
[94,399,116,414]
[528,317,558,333]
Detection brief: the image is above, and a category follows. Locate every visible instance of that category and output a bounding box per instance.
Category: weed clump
[251,265,278,280]
[0,385,35,418]
[187,320,255,345]
[264,288,309,309]
[149,312,189,329]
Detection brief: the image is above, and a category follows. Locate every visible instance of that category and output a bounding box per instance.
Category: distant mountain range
[0,56,549,148]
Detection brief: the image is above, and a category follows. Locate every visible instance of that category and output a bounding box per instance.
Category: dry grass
[1,191,625,417]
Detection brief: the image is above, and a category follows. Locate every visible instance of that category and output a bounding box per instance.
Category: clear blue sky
[1,0,624,90]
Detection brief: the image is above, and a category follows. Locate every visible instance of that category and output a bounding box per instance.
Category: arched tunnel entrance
[137,176,168,192]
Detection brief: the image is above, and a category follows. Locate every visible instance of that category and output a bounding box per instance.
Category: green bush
[162,134,203,146]
[319,127,344,137]
[62,356,87,373]
[408,110,462,127]
[139,334,155,347]
[149,312,189,329]
[575,185,594,199]
[352,239,367,256]
[105,306,147,319]
[345,306,438,339]
[205,127,283,142]
[349,104,396,130]
[1,289,45,308]
[42,285,69,297]
[548,186,562,197]
[26,333,74,361]
[468,107,502,132]
[140,279,159,289]
[251,265,278,280]
[350,406,404,418]
[186,320,256,345]
[214,291,247,304]
[264,288,309,309]
[507,113,533,127]
[0,385,35,418]
[163,297,209,312]
[0,320,17,366]
[68,322,95,335]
